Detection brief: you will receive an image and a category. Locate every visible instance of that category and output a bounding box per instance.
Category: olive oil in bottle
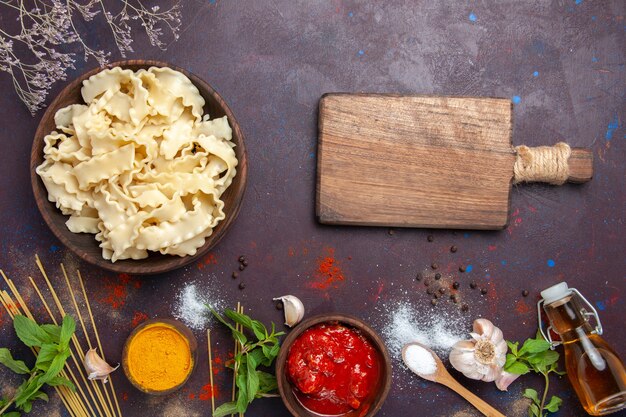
[540,283,626,415]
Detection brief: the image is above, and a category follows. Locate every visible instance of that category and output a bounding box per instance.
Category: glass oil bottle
[539,282,626,415]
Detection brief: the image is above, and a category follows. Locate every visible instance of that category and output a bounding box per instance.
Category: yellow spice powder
[127,323,192,391]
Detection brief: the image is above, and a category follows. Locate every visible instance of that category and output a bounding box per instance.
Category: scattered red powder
[197,253,218,270]
[100,274,141,309]
[0,308,5,325]
[516,300,532,314]
[288,247,296,257]
[213,356,223,375]
[528,205,537,213]
[307,247,346,290]
[488,245,497,251]
[189,384,218,401]
[122,392,128,401]
[131,311,148,327]
[198,384,218,401]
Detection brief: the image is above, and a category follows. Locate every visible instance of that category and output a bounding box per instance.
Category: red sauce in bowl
[286,323,382,416]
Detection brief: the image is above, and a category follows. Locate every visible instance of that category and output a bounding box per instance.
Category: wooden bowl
[30,60,247,275]
[122,318,198,395]
[276,314,392,417]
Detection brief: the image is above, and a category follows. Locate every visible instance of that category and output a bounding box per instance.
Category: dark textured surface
[0,1,624,417]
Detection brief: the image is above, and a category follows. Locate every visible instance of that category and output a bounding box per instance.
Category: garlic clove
[273,295,304,327]
[83,348,119,383]
[495,370,521,391]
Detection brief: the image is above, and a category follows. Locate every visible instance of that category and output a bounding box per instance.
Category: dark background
[0,1,624,416]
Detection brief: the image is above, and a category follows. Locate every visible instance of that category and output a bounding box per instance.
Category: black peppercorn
[239,264,246,271]
[450,246,457,253]
[427,235,434,242]
[242,260,248,267]
[388,229,395,235]
[481,288,488,295]
[470,281,477,289]
[459,265,466,272]
[453,282,460,289]
[238,256,245,262]
[238,282,246,290]
[461,303,469,312]
[522,290,529,297]
[232,272,238,279]
[275,301,283,310]
[434,273,441,280]
[415,273,422,281]
[439,287,446,295]
[431,263,438,270]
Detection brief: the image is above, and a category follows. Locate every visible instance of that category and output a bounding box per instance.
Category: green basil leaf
[209,308,237,333]
[544,395,562,412]
[59,315,75,350]
[45,376,76,391]
[504,353,517,369]
[268,343,280,359]
[15,377,43,407]
[0,397,8,407]
[40,349,70,384]
[4,411,21,417]
[224,309,254,331]
[40,324,61,343]
[527,350,559,372]
[212,401,239,417]
[35,344,59,371]
[20,399,33,413]
[523,388,540,405]
[31,391,48,402]
[250,320,267,341]
[519,338,551,356]
[257,370,278,393]
[506,340,519,356]
[13,315,51,348]
[246,354,259,404]
[506,361,530,375]
[528,402,540,417]
[0,348,30,374]
[235,373,248,412]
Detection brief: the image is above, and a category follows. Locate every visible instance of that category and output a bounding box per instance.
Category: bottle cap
[540,282,571,305]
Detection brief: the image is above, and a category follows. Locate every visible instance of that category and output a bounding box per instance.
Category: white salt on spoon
[402,342,506,417]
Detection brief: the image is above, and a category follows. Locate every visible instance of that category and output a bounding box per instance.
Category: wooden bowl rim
[121,318,198,395]
[30,59,247,275]
[276,314,393,417]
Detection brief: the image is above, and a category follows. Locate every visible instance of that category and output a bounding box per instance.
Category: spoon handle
[442,377,507,417]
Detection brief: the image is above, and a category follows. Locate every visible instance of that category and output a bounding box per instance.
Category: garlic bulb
[83,348,119,383]
[449,318,507,382]
[273,295,304,327]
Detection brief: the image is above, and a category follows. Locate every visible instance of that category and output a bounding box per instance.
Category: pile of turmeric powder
[126,323,193,392]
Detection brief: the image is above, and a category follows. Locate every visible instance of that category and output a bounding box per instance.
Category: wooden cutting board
[316,94,593,230]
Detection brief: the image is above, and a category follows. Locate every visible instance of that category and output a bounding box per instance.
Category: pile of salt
[404,344,438,376]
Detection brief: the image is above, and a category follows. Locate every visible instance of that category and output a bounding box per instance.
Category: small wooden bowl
[30,60,247,275]
[276,314,392,417]
[122,318,197,395]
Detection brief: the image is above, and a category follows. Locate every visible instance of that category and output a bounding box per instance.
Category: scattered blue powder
[596,301,606,311]
[348,11,353,17]
[547,259,556,267]
[358,50,364,56]
[501,260,507,266]
[512,96,521,104]
[592,56,598,62]
[468,13,477,22]
[533,71,539,77]
[466,265,473,273]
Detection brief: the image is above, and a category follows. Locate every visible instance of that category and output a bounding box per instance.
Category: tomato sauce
[286,323,382,416]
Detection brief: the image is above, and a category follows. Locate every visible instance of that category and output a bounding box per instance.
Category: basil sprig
[0,315,76,416]
[209,307,284,417]
[505,331,565,417]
